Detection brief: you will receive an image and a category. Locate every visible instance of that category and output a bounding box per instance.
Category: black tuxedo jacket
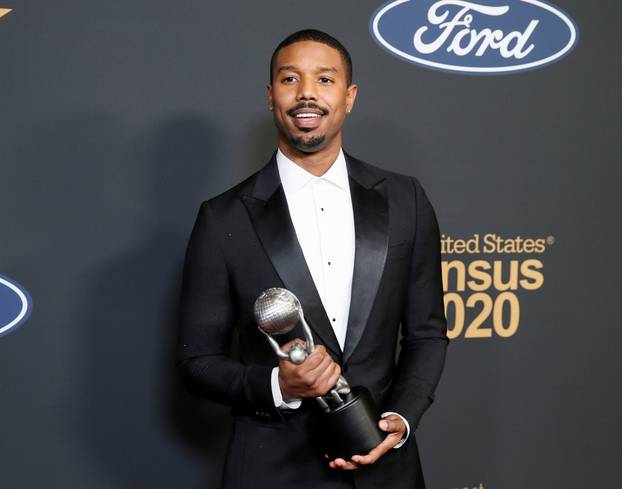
[177,150,449,489]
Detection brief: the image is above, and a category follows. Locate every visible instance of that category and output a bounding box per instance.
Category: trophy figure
[254,287,384,459]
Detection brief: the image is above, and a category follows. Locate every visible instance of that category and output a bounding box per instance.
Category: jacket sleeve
[176,201,274,410]
[381,177,449,431]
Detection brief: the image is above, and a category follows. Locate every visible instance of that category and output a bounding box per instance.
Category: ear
[346,83,358,113]
[267,83,273,111]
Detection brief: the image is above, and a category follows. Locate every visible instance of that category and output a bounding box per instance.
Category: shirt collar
[276,147,349,195]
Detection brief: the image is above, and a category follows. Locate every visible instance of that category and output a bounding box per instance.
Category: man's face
[267,40,357,154]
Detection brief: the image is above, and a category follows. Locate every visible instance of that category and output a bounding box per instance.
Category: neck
[277,134,342,177]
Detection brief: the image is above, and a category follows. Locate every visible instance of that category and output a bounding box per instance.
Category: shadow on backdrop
[74,113,233,488]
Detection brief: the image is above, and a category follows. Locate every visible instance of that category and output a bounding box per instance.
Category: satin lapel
[343,154,389,364]
[241,155,342,359]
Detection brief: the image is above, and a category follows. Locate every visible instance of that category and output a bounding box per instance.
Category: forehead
[274,40,345,75]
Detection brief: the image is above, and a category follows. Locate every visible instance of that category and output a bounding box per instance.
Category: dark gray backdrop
[1,1,620,488]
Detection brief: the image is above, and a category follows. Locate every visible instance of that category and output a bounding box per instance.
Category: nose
[296,75,317,101]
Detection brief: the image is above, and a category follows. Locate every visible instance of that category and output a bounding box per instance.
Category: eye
[281,75,297,83]
[319,77,334,84]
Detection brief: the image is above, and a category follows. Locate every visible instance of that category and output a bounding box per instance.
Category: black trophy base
[311,385,385,460]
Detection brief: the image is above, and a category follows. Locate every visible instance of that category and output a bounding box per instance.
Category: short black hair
[270,29,353,86]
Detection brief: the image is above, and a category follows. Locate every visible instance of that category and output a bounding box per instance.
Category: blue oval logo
[370,0,579,74]
[0,274,33,337]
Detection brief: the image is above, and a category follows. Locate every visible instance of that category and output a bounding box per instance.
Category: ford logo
[370,0,579,74]
[0,274,33,337]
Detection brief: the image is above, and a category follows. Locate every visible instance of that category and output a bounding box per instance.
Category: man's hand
[278,341,342,399]
[327,414,407,470]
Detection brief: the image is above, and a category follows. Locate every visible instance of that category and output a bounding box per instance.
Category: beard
[289,133,326,153]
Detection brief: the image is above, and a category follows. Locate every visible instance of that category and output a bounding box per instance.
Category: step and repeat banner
[1,1,620,488]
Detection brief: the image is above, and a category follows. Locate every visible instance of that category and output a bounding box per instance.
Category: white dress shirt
[269,147,410,448]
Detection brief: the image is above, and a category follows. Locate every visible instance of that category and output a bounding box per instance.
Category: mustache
[286,102,329,116]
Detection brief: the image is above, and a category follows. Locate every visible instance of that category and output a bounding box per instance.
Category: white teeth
[295,113,320,118]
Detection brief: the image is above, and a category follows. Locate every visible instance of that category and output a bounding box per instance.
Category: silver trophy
[254,287,384,458]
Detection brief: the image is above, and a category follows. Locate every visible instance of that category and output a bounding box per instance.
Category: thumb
[378,415,403,433]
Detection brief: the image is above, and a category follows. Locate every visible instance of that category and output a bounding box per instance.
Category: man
[177,29,448,489]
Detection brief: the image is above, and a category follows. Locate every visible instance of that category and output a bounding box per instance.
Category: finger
[333,457,359,471]
[301,347,330,372]
[314,364,339,396]
[316,362,341,393]
[300,348,327,371]
[378,416,404,434]
[351,435,398,465]
[304,350,333,375]
[326,363,343,388]
[308,361,337,395]
[278,356,305,378]
[314,345,326,353]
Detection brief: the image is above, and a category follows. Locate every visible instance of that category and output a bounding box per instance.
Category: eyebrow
[277,65,339,74]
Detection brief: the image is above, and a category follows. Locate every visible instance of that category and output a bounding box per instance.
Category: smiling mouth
[288,105,327,130]
[293,113,322,129]
[294,112,322,120]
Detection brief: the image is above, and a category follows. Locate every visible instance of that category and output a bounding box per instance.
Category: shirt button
[328,261,331,265]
